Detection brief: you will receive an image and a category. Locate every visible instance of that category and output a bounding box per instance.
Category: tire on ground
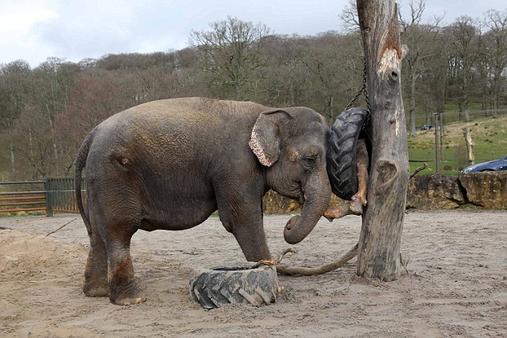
[190,265,278,309]
[326,107,369,200]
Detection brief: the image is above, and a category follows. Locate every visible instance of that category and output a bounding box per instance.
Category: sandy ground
[0,211,506,337]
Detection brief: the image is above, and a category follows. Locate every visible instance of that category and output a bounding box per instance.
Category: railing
[0,180,47,214]
[0,178,84,216]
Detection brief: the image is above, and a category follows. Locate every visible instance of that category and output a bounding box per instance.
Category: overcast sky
[0,0,505,67]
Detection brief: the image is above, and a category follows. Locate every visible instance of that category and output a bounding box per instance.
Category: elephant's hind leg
[105,228,145,305]
[83,231,109,297]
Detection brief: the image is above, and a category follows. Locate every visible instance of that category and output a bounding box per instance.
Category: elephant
[75,97,335,305]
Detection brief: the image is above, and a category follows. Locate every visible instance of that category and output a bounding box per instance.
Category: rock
[264,172,507,212]
[459,172,507,209]
[407,175,465,209]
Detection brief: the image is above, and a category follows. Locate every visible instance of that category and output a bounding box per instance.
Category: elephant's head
[249,107,331,244]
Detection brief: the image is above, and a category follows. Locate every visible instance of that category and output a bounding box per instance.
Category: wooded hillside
[1,8,506,180]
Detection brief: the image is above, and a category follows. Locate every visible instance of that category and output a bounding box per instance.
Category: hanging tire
[326,107,370,200]
[190,265,278,310]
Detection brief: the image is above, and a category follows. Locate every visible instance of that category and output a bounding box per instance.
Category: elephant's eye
[302,155,317,170]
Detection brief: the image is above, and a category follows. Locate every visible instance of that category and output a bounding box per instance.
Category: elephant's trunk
[284,168,331,244]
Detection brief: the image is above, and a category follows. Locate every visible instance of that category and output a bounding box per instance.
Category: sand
[0,211,506,337]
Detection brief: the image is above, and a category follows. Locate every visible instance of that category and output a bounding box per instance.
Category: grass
[412,103,506,129]
[408,115,507,175]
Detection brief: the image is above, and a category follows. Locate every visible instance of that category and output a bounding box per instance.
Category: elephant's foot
[83,264,109,297]
[84,233,109,297]
[83,281,109,297]
[110,283,146,305]
[111,294,146,306]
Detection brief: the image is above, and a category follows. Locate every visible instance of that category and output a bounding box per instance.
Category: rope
[45,218,77,237]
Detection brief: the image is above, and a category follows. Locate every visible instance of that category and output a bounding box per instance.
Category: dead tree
[356,0,409,281]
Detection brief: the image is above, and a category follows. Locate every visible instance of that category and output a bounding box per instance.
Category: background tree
[191,17,269,100]
[483,10,507,114]
[400,0,444,135]
[447,16,478,121]
[0,7,505,180]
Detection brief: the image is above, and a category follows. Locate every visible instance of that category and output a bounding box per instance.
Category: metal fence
[0,178,83,216]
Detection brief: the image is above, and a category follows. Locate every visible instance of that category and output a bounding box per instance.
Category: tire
[326,107,370,200]
[190,265,278,309]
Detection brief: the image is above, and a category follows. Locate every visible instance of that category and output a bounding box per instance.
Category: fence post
[434,112,443,174]
[44,178,53,217]
[463,127,475,165]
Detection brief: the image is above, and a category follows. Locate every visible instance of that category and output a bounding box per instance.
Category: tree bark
[356,0,409,281]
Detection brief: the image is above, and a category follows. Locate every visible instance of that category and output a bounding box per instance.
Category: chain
[345,59,372,114]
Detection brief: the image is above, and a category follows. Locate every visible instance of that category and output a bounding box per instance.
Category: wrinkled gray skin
[75,97,331,305]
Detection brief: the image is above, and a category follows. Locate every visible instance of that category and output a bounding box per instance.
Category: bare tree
[484,10,507,114]
[448,16,478,121]
[340,0,360,31]
[0,60,31,179]
[191,17,269,99]
[0,6,505,181]
[400,0,426,136]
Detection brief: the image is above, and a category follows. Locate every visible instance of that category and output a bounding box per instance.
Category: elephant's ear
[249,109,292,167]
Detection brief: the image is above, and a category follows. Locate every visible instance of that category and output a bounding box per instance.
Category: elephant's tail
[75,129,95,236]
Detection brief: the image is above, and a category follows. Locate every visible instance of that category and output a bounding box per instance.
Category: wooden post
[356,0,409,281]
[434,112,443,174]
[463,127,474,165]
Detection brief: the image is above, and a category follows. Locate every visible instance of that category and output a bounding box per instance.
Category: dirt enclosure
[0,211,506,337]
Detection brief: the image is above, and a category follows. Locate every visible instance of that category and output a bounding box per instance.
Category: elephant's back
[102,96,262,144]
[97,97,264,135]
[120,97,265,121]
[88,97,263,173]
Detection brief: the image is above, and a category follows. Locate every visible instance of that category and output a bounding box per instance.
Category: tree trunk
[409,72,417,136]
[46,104,59,176]
[29,127,36,179]
[9,142,16,180]
[462,70,470,121]
[356,0,409,281]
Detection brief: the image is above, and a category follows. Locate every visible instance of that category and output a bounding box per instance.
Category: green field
[408,115,507,175]
[412,103,506,128]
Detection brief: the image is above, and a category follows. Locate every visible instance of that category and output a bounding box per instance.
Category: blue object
[461,156,507,173]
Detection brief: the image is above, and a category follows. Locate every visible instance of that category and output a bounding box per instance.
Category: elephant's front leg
[232,215,271,262]
[216,183,271,262]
